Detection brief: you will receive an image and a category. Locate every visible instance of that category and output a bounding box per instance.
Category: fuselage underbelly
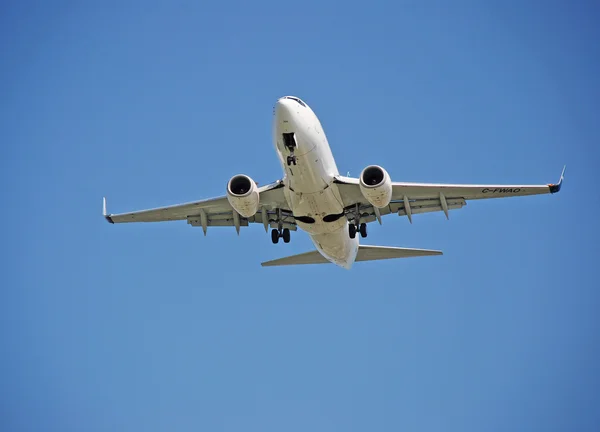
[272,97,359,268]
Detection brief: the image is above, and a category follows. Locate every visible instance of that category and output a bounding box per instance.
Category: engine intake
[359,165,392,208]
[227,174,259,217]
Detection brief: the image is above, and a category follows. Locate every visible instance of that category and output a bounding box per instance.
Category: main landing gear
[349,223,367,239]
[271,228,291,244]
[286,155,297,166]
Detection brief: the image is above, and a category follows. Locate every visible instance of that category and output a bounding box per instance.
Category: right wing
[103,180,295,234]
[334,167,565,223]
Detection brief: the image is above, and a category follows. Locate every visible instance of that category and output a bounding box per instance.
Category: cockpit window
[284,96,306,107]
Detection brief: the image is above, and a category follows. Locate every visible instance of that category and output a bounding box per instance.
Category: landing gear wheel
[271,229,279,244]
[282,228,291,243]
[349,223,356,239]
[359,223,367,238]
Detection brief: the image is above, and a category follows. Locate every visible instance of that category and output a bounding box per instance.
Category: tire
[349,223,356,239]
[271,229,279,244]
[360,223,367,238]
[282,228,291,243]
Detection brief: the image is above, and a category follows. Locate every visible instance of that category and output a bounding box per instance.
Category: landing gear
[359,223,367,238]
[348,223,368,239]
[283,133,298,166]
[282,228,291,243]
[347,203,368,239]
[271,227,291,244]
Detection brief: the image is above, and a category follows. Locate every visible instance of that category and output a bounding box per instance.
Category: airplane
[103,96,565,269]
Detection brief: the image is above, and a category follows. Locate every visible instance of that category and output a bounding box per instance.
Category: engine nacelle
[359,165,392,208]
[226,174,259,218]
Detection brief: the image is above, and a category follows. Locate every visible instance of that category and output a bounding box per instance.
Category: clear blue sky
[2,1,599,431]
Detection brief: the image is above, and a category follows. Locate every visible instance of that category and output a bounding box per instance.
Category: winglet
[103,197,114,224]
[548,165,566,194]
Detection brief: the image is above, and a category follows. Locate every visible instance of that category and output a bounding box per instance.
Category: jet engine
[359,165,392,208]
[226,174,260,217]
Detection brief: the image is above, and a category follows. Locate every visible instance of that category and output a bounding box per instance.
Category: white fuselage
[273,96,359,269]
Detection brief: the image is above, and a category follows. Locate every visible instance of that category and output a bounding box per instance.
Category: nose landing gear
[283,133,298,166]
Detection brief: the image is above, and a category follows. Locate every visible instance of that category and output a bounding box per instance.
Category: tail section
[261,245,442,267]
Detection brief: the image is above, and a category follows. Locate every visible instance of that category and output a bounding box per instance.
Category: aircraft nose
[274,97,294,120]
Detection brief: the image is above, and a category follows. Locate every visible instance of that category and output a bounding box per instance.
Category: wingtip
[548,165,566,194]
[103,197,114,224]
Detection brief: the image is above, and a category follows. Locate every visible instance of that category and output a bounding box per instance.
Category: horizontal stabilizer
[261,250,330,267]
[261,245,442,267]
[355,245,442,261]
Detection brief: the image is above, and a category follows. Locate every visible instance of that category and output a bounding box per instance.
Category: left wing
[103,180,295,234]
[334,167,565,224]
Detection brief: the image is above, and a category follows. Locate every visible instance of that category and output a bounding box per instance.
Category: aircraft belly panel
[290,186,347,235]
[310,229,359,269]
